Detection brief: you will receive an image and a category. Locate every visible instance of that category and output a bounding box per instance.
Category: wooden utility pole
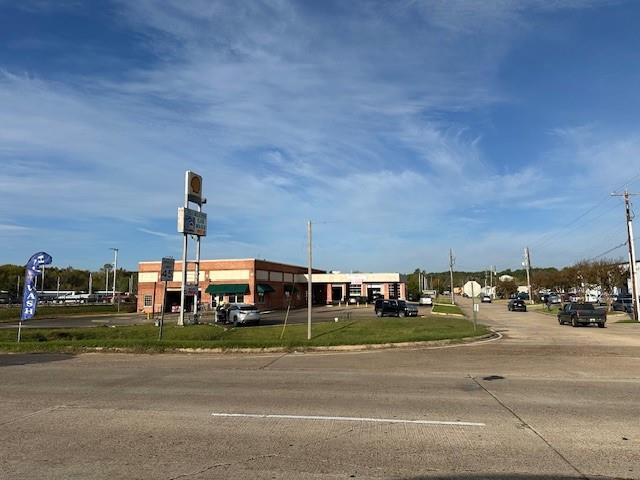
[611,190,639,322]
[307,220,313,340]
[524,247,533,305]
[449,249,455,304]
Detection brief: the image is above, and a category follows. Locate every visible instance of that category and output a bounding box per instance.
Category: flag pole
[17,320,22,343]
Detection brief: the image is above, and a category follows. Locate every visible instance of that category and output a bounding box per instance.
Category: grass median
[0,304,137,322]
[0,316,488,353]
[432,304,464,315]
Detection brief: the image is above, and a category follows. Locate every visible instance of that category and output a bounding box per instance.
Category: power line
[530,171,640,250]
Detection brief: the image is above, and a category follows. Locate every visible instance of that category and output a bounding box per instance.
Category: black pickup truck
[374,299,419,317]
[557,303,606,328]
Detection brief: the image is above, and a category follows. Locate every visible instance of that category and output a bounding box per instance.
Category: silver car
[226,304,261,325]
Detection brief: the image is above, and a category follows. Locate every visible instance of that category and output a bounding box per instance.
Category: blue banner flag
[21,252,53,321]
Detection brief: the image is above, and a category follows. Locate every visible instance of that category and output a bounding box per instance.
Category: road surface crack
[167,453,279,479]
[258,352,289,369]
[469,375,588,480]
[0,404,65,427]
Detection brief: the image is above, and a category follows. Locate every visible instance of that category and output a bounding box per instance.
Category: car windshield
[239,306,257,311]
[398,301,406,307]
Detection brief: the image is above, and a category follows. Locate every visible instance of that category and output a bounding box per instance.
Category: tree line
[0,264,137,298]
[406,258,628,301]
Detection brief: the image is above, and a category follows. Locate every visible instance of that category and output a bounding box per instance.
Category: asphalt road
[1,299,639,479]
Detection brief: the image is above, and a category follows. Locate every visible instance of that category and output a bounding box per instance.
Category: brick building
[137,258,406,313]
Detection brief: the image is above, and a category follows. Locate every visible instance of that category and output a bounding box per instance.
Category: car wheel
[558,317,563,325]
[571,316,578,328]
[507,305,511,311]
[398,311,405,318]
[598,322,606,328]
[376,310,383,317]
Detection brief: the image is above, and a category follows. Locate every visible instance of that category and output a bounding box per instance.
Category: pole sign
[185,284,198,295]
[186,171,203,206]
[21,252,53,321]
[160,257,175,282]
[177,207,207,236]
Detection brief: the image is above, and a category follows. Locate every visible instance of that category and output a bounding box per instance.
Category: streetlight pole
[110,248,119,303]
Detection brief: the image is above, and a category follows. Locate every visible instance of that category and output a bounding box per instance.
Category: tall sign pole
[612,190,639,322]
[307,220,312,341]
[178,170,206,326]
[178,174,189,327]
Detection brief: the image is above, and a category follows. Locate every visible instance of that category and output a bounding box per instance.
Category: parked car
[547,294,561,305]
[0,292,14,305]
[612,295,634,313]
[507,298,527,312]
[218,303,261,325]
[419,295,433,306]
[374,299,418,317]
[481,294,492,303]
[348,296,368,304]
[557,303,606,328]
[568,293,581,303]
[517,292,530,300]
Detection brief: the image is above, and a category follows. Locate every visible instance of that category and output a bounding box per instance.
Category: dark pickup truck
[557,303,606,328]
[374,299,418,317]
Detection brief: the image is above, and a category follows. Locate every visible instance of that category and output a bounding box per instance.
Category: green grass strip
[432,304,464,315]
[0,317,488,353]
[0,304,137,321]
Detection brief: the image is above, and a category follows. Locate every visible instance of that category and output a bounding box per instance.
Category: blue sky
[1,0,640,272]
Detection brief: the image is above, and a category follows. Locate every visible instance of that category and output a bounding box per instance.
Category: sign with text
[185,284,199,295]
[177,207,207,236]
[160,257,175,282]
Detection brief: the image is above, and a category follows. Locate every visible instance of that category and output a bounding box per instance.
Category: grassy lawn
[0,304,137,322]
[431,304,464,315]
[0,317,488,353]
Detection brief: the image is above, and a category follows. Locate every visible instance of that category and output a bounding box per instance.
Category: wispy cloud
[0,0,635,271]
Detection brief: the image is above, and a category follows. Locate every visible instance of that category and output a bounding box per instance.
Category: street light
[110,248,119,303]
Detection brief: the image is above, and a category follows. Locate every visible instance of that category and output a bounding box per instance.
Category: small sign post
[159,257,175,340]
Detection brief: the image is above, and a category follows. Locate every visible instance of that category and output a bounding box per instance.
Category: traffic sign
[160,257,175,282]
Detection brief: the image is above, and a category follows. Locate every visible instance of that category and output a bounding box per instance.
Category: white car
[225,304,261,325]
[419,295,433,306]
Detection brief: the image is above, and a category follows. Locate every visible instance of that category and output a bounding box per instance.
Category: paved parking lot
[1,299,639,479]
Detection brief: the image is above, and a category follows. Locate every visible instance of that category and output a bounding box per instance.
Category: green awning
[256,283,275,294]
[206,284,249,295]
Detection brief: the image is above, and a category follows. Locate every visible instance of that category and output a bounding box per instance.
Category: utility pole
[523,247,533,305]
[88,272,93,295]
[307,220,312,341]
[611,190,639,322]
[449,249,455,304]
[110,248,119,303]
[489,265,494,297]
[56,276,60,300]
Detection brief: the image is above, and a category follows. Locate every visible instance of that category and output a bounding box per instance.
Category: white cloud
[0,0,630,271]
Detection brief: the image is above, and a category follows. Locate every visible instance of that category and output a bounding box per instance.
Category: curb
[1,332,499,355]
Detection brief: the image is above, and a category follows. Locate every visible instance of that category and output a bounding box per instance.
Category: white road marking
[211,412,485,427]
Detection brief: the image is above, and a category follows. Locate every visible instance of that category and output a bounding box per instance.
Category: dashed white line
[211,412,485,427]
